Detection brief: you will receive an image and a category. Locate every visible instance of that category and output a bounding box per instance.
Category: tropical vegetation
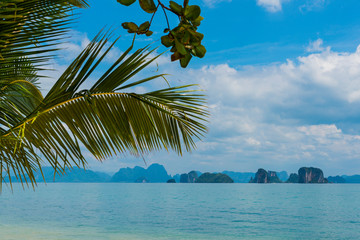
[0,0,208,188]
[118,0,206,68]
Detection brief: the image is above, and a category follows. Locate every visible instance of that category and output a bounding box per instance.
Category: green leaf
[171,52,183,61]
[170,46,177,52]
[122,22,138,33]
[195,32,204,40]
[194,45,206,58]
[138,21,150,32]
[161,35,174,47]
[182,31,191,44]
[189,34,200,46]
[169,1,183,15]
[145,31,153,36]
[139,0,157,13]
[184,5,201,21]
[188,29,204,42]
[175,38,187,55]
[117,0,136,6]
[192,16,204,27]
[180,53,192,68]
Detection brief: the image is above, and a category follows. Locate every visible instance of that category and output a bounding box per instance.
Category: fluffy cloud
[156,44,360,175]
[87,43,360,175]
[256,0,283,12]
[306,38,327,52]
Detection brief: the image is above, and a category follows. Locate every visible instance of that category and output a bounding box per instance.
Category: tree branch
[157,0,181,16]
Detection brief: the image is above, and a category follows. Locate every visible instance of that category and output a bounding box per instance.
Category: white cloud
[306,38,327,52]
[298,124,342,137]
[246,137,261,146]
[57,31,90,61]
[191,45,360,104]
[256,0,326,13]
[256,0,283,12]
[156,43,360,175]
[57,31,124,63]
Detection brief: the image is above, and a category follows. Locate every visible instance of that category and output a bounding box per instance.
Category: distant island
[196,173,234,183]
[4,163,360,184]
[249,169,282,183]
[249,167,328,183]
[5,167,111,183]
[111,163,170,183]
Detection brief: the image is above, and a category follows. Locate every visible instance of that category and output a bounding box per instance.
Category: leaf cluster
[117,0,206,68]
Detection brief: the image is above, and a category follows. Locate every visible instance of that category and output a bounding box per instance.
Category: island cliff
[298,167,328,183]
[180,171,199,183]
[249,169,282,183]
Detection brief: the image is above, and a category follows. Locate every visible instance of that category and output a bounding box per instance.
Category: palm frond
[0,0,88,78]
[0,30,208,187]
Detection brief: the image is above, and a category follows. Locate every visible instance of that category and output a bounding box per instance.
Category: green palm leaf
[0,0,87,79]
[0,0,88,133]
[0,31,208,188]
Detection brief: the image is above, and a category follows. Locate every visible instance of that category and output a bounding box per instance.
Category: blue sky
[45,0,360,176]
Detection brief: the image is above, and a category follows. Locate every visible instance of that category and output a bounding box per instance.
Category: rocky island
[9,163,360,184]
[298,167,328,183]
[249,169,282,183]
[248,167,330,184]
[180,171,199,183]
[196,173,234,183]
[286,173,299,183]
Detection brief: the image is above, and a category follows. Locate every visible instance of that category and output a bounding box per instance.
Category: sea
[0,183,359,240]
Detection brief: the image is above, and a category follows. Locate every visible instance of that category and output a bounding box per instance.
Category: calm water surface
[0,183,359,239]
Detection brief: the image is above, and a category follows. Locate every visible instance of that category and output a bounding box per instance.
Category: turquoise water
[0,183,359,239]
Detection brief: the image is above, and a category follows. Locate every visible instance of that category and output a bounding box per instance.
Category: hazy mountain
[327,176,346,183]
[146,164,171,182]
[111,164,171,183]
[342,175,360,183]
[221,171,255,183]
[172,174,181,183]
[277,171,289,182]
[4,167,111,183]
[111,166,147,182]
